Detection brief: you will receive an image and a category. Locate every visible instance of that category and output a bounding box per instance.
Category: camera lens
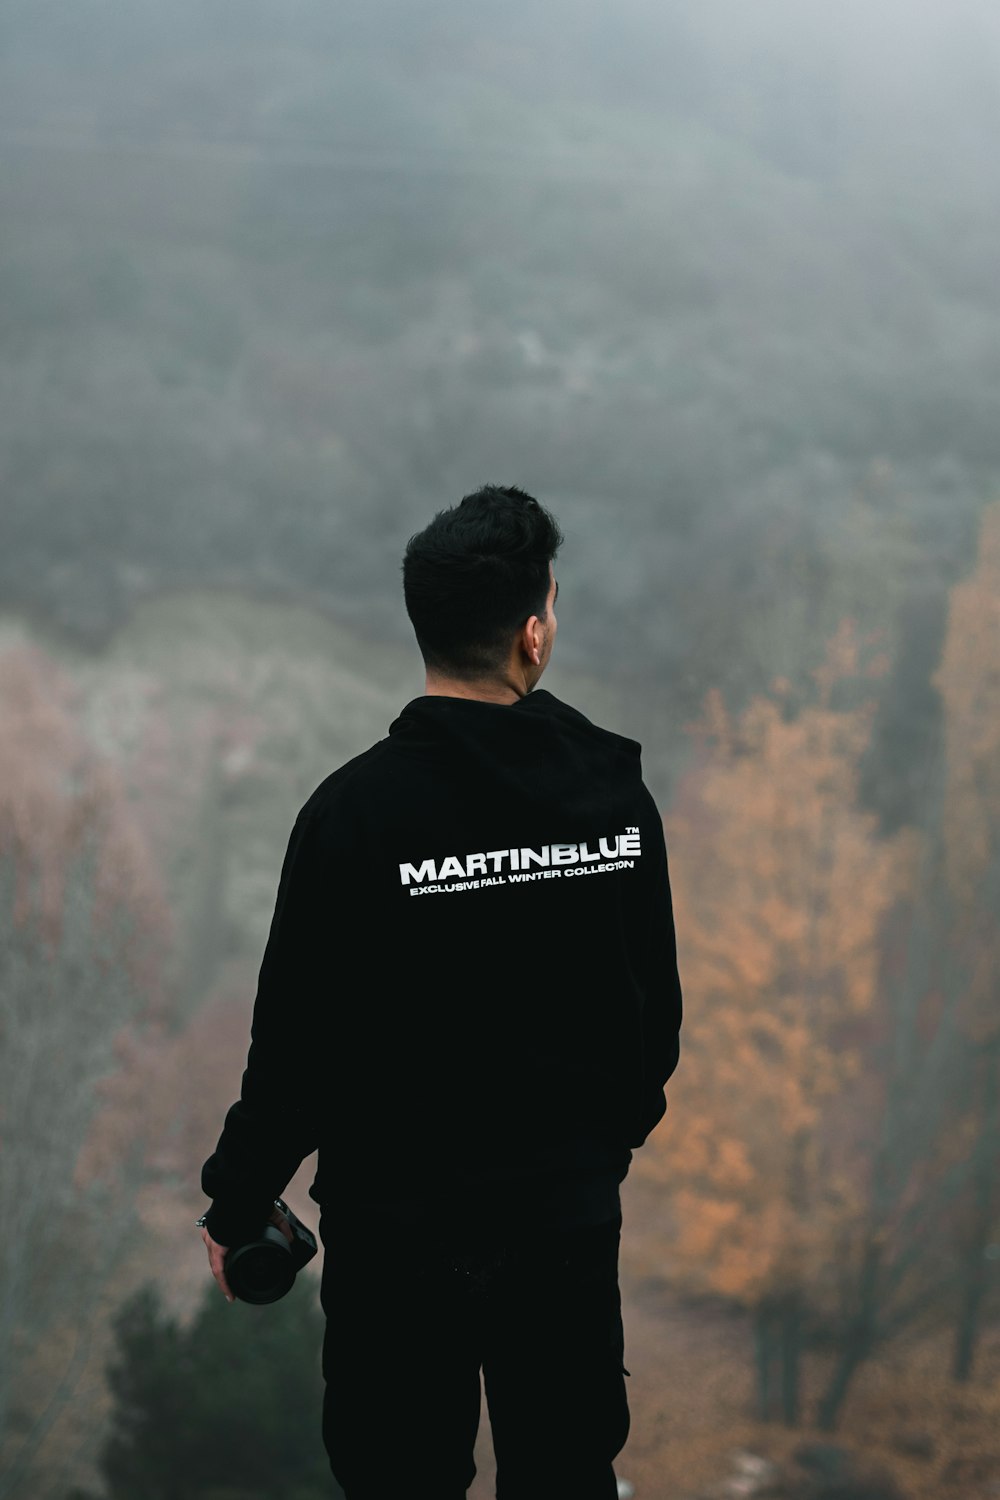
[227,1235,296,1304]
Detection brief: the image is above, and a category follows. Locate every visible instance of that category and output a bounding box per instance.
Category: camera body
[224,1198,318,1304]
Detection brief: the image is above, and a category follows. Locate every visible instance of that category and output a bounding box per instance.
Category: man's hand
[201,1225,234,1303]
[201,1204,295,1304]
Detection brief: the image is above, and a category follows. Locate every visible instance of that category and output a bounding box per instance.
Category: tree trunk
[780,1294,802,1426]
[951,1033,1000,1382]
[816,1337,868,1432]
[753,1300,779,1422]
[753,1294,803,1425]
[815,1238,881,1430]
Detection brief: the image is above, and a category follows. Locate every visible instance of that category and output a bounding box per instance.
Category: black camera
[224,1198,318,1304]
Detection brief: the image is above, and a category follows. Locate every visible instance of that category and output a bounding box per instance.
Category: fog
[2,3,999,1497]
[4,3,999,690]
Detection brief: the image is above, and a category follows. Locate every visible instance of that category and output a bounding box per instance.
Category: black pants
[318,1205,630,1500]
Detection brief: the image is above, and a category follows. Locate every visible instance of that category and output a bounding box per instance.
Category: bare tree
[0,645,168,1497]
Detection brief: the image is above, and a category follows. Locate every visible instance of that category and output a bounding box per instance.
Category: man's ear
[523,615,542,666]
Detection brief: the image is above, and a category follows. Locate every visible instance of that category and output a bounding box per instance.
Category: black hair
[402,485,563,679]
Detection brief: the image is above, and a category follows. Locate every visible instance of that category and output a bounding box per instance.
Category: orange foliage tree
[930,498,1000,1380]
[637,619,921,1425]
[0,643,170,1493]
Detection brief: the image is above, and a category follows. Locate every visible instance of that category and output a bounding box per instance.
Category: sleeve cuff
[201,1195,275,1248]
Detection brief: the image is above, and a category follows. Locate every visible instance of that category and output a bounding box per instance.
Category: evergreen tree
[70,1278,341,1500]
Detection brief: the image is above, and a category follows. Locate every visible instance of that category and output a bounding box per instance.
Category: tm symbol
[626,826,639,835]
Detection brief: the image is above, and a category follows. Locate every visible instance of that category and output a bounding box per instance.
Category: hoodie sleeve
[199,804,326,1246]
[632,810,683,1147]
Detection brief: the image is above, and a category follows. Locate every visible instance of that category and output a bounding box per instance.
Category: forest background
[1,2,999,1497]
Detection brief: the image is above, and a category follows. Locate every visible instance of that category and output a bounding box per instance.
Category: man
[199,485,683,1500]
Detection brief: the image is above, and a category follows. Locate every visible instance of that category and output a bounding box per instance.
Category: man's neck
[423,671,529,705]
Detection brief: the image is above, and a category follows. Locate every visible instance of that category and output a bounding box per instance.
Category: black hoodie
[200,688,683,1244]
